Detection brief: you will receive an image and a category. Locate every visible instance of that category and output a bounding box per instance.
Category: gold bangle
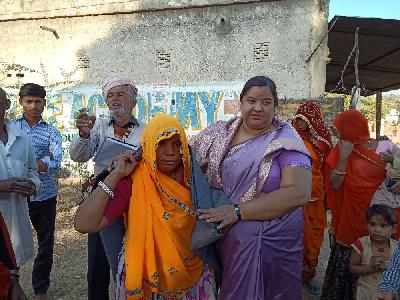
[334,169,346,176]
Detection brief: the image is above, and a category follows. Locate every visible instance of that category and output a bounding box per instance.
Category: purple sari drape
[191,117,311,300]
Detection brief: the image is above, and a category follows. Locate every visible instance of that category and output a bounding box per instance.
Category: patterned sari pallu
[125,115,203,299]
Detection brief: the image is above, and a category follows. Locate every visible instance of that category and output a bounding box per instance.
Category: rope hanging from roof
[329,27,363,108]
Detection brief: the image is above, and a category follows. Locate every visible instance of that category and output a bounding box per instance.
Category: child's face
[367,215,396,242]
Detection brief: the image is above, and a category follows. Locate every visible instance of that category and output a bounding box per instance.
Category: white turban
[102,77,138,99]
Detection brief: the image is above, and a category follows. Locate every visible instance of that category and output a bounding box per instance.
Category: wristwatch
[233,203,241,221]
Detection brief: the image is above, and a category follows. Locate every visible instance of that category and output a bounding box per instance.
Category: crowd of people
[1,75,400,300]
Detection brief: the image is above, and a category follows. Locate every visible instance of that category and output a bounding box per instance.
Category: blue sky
[329,0,400,95]
[329,0,400,21]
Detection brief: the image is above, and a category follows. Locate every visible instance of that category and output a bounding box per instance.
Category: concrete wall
[0,1,283,20]
[0,0,332,137]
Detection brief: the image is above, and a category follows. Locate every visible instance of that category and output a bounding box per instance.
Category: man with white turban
[69,77,145,299]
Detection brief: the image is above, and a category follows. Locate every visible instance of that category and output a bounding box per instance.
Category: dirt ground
[19,179,89,299]
[19,178,330,299]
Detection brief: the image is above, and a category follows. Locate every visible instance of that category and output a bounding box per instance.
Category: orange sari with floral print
[124,115,203,299]
[293,101,332,281]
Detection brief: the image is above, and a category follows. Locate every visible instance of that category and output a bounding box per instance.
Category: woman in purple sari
[192,76,312,299]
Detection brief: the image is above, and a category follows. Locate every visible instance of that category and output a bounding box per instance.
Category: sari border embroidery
[352,148,386,168]
[239,181,257,203]
[238,135,310,203]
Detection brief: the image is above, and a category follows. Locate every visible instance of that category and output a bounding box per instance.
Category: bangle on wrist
[334,169,346,176]
[233,203,241,221]
[98,181,114,198]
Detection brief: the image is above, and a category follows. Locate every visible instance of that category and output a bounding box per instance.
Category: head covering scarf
[293,101,332,161]
[125,114,203,299]
[333,109,370,143]
[292,101,332,280]
[325,109,386,245]
[102,77,138,99]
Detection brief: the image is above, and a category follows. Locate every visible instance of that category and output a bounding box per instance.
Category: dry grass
[20,179,89,299]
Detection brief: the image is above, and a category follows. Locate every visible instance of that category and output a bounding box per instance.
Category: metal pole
[376,92,382,138]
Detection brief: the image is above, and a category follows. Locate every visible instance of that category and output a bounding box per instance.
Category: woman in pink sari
[192,76,312,299]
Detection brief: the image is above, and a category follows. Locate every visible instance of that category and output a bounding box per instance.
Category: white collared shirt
[0,122,41,266]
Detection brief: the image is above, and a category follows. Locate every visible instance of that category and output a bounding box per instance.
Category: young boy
[350,204,398,300]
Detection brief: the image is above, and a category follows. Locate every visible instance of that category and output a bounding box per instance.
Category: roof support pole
[376,92,382,138]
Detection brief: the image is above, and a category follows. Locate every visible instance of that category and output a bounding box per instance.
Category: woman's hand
[338,140,354,160]
[109,151,139,179]
[380,150,394,164]
[198,205,238,229]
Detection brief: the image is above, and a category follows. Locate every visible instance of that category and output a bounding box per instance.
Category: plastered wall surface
[0,0,333,163]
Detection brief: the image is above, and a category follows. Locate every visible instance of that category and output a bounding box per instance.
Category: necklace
[375,240,389,253]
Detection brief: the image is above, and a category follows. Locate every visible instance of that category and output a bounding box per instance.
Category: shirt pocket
[11,158,29,178]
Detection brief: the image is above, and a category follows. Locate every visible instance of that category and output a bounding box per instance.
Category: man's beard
[109,107,132,119]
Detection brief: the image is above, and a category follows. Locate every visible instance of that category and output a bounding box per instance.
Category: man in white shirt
[0,87,41,267]
[69,77,145,299]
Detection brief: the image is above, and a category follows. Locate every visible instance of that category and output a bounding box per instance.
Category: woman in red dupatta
[292,101,332,295]
[320,109,399,300]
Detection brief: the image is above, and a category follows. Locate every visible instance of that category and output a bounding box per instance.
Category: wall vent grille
[77,53,90,69]
[253,42,270,62]
[156,49,171,68]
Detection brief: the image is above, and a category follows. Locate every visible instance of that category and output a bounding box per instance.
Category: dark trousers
[28,196,57,295]
[87,232,110,300]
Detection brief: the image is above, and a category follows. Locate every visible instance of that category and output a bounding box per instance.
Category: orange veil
[124,114,203,299]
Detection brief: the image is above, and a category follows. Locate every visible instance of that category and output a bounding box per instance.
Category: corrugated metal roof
[326,16,400,95]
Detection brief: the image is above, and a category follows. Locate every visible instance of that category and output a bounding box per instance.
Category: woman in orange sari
[292,101,332,295]
[320,109,399,300]
[74,114,228,299]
